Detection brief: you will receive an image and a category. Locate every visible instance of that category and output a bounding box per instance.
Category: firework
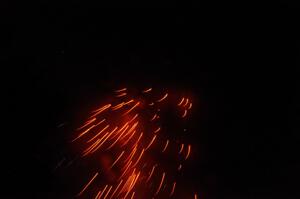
[72,87,197,198]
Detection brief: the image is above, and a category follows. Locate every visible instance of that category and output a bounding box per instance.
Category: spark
[77,118,96,130]
[155,172,166,195]
[150,113,157,121]
[184,98,189,107]
[154,127,161,133]
[109,179,123,199]
[110,151,125,169]
[179,143,185,154]
[77,172,99,196]
[162,140,169,152]
[145,135,157,150]
[182,109,187,118]
[130,191,135,199]
[146,164,157,182]
[116,92,127,97]
[142,88,152,93]
[97,184,108,199]
[178,97,185,106]
[115,88,127,92]
[169,181,176,196]
[123,102,140,116]
[87,125,110,142]
[72,124,96,142]
[103,185,113,199]
[185,145,191,160]
[157,93,168,102]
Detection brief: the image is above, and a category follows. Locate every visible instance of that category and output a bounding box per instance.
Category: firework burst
[72,87,197,198]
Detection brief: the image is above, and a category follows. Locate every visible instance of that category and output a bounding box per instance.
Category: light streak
[77,172,99,196]
[157,93,168,102]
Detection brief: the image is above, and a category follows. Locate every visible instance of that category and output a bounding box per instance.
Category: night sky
[2,4,300,199]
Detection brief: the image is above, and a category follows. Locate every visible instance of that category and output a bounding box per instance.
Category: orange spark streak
[93,104,111,113]
[72,125,96,142]
[114,88,127,92]
[162,140,169,152]
[130,192,135,199]
[132,149,145,167]
[123,102,140,116]
[184,98,189,107]
[185,145,191,160]
[83,139,102,156]
[142,88,152,93]
[128,114,138,124]
[178,97,185,106]
[77,118,96,130]
[103,185,113,199]
[77,172,98,196]
[149,102,154,106]
[134,133,143,147]
[169,182,176,196]
[124,147,137,164]
[146,164,157,182]
[123,99,134,105]
[110,151,125,169]
[91,104,111,118]
[154,127,161,133]
[182,109,187,118]
[95,190,102,199]
[109,179,123,199]
[116,92,127,97]
[120,130,137,147]
[150,113,157,121]
[97,184,108,199]
[87,125,110,142]
[145,135,157,150]
[90,130,115,153]
[188,102,193,109]
[106,125,129,149]
[179,143,184,154]
[120,161,132,179]
[121,122,138,139]
[157,93,168,102]
[112,102,124,110]
[155,172,166,195]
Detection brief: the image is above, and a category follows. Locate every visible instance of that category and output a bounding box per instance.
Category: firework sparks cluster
[72,87,197,199]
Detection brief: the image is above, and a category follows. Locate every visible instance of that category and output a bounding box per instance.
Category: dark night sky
[2,3,300,199]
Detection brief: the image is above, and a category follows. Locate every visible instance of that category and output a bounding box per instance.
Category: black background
[1,3,300,199]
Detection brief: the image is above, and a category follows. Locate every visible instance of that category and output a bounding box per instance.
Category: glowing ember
[72,87,197,198]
